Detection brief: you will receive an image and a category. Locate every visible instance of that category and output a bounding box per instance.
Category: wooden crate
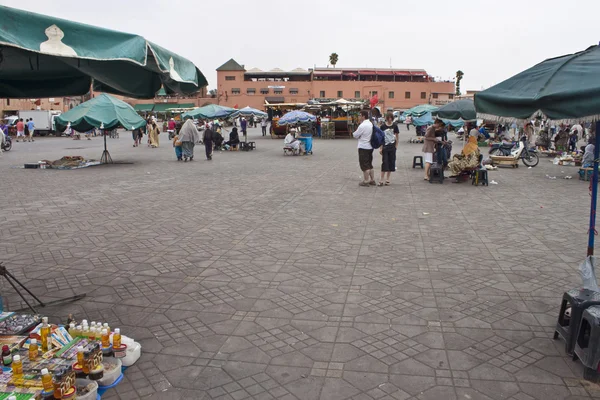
[490,155,519,168]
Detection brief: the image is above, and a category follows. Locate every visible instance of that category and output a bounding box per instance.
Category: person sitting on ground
[448,129,481,177]
[284,128,302,153]
[224,127,240,147]
[212,128,224,150]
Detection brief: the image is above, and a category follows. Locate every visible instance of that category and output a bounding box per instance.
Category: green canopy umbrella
[55,93,146,163]
[403,104,439,117]
[433,99,476,121]
[0,5,207,98]
[475,44,600,257]
[182,104,237,120]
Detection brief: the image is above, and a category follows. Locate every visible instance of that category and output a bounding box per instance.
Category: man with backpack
[353,110,375,187]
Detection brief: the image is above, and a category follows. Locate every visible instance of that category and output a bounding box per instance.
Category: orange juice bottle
[76,346,84,366]
[41,368,53,391]
[29,339,38,361]
[12,355,22,376]
[113,328,121,348]
[101,329,110,348]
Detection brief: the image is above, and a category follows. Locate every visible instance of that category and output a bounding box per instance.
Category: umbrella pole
[587,120,600,256]
[100,130,113,164]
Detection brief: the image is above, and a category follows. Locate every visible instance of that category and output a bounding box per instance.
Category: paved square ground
[0,126,597,399]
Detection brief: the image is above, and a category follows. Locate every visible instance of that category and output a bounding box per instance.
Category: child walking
[173,133,183,161]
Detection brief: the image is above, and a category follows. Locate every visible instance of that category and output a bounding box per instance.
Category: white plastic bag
[579,256,600,291]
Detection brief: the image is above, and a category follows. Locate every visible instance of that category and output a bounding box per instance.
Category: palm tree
[329,53,339,68]
[455,70,464,96]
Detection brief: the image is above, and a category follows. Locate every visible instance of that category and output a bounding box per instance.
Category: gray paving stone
[0,127,593,399]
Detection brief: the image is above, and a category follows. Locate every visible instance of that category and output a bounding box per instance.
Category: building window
[337,91,343,98]
[421,92,426,99]
[449,94,454,99]
[405,92,411,99]
[320,91,325,98]
[6,99,9,106]
[232,88,240,95]
[260,88,269,94]
[354,91,360,98]
[274,89,283,94]
[225,76,236,81]
[370,91,378,96]
[388,91,395,99]
[432,93,439,99]
[247,88,256,94]
[289,88,298,95]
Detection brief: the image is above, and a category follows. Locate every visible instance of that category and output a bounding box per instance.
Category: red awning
[375,71,395,76]
[359,70,377,75]
[394,71,412,76]
[314,70,341,76]
[343,72,357,77]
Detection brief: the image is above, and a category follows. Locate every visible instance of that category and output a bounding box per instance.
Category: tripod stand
[0,263,86,314]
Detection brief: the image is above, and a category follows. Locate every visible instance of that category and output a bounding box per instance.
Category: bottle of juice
[12,355,22,376]
[2,345,12,366]
[82,351,91,374]
[75,325,82,337]
[76,346,84,366]
[113,328,121,348]
[29,339,38,361]
[41,368,53,392]
[40,317,51,352]
[82,326,90,338]
[52,369,64,399]
[103,322,110,334]
[68,323,76,337]
[89,327,96,341]
[101,329,110,348]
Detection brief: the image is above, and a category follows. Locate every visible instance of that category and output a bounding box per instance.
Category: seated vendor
[448,130,481,177]
[583,143,595,168]
[224,127,240,147]
[284,128,303,153]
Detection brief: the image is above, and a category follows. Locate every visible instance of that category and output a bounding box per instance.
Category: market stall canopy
[403,104,439,117]
[0,5,207,98]
[411,112,464,128]
[229,106,267,119]
[182,104,236,119]
[55,93,145,132]
[475,44,600,123]
[278,110,316,125]
[433,99,476,121]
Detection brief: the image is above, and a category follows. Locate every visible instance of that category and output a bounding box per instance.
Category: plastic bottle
[90,321,96,329]
[2,345,12,366]
[29,339,38,361]
[75,325,82,337]
[101,329,110,348]
[113,328,121,348]
[81,319,88,327]
[40,317,51,352]
[53,369,64,399]
[12,355,22,376]
[82,326,90,338]
[76,346,84,366]
[96,322,103,331]
[82,351,91,374]
[68,323,76,337]
[103,322,110,334]
[41,368,53,391]
[89,327,96,341]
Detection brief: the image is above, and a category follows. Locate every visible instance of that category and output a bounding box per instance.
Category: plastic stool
[574,306,600,382]
[554,289,600,356]
[472,169,489,186]
[413,156,424,169]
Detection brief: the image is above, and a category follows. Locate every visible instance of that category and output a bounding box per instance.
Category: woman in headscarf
[583,142,595,168]
[148,119,160,148]
[224,126,240,147]
[178,119,199,162]
[448,129,481,177]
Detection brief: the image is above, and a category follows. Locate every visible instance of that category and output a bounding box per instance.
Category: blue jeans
[175,146,182,160]
[316,126,321,137]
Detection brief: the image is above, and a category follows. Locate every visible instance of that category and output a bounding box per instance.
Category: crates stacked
[322,122,335,139]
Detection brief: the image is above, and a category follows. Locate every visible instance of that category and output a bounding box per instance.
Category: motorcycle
[491,136,539,167]
[1,133,11,152]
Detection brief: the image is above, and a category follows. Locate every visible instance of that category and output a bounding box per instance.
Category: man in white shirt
[353,110,375,186]
[284,128,302,153]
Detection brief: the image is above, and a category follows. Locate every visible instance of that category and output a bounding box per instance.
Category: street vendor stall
[0,312,141,399]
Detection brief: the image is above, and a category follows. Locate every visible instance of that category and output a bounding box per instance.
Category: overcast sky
[2,0,599,92]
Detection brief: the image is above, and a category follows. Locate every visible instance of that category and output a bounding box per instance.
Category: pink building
[216,59,455,111]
